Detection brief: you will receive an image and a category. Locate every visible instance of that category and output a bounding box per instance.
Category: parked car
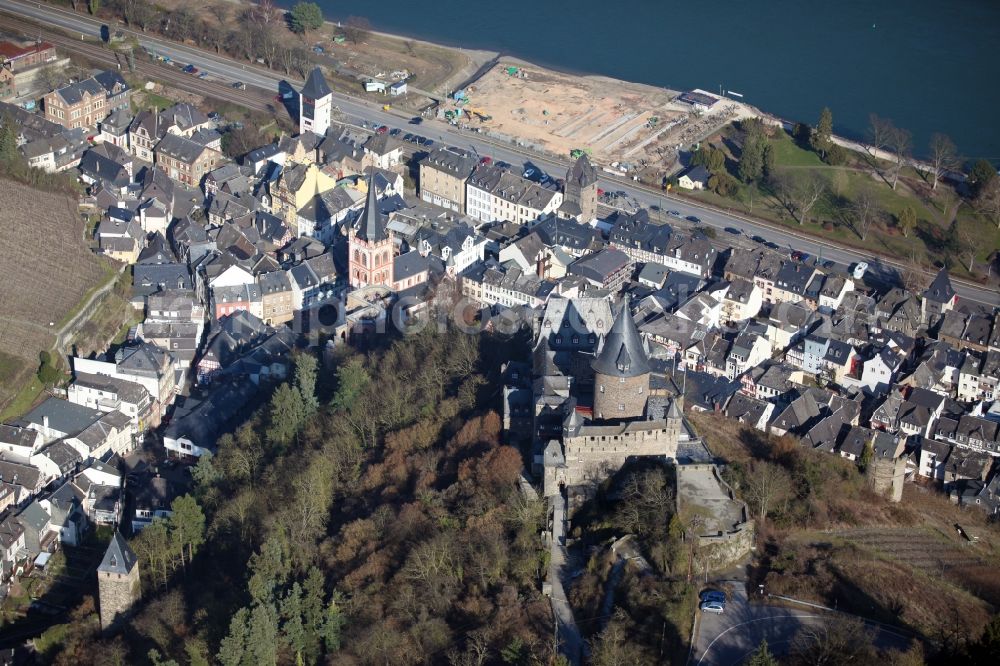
[686,215,701,223]
[700,590,727,604]
[480,156,493,166]
[232,81,246,90]
[853,262,870,280]
[208,112,220,121]
[791,251,810,262]
[409,117,423,125]
[423,139,435,147]
[375,125,388,134]
[724,227,742,235]
[183,64,197,74]
[389,128,401,137]
[667,210,681,217]
[198,72,208,79]
[751,235,766,244]
[699,601,725,614]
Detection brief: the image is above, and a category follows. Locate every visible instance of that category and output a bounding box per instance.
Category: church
[525,296,687,502]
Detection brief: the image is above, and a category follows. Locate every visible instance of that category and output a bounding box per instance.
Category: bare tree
[849,186,881,240]
[957,222,978,273]
[977,177,1000,229]
[867,113,892,159]
[790,616,877,666]
[742,460,793,523]
[208,3,229,25]
[784,174,827,225]
[887,125,912,190]
[899,251,929,294]
[344,16,372,45]
[928,133,959,191]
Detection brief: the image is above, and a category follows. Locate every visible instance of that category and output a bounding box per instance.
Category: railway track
[1,12,275,114]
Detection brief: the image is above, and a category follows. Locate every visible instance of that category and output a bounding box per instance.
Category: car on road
[724,227,742,235]
[764,241,780,250]
[751,235,766,244]
[685,215,701,223]
[375,125,388,134]
[409,117,423,125]
[183,64,197,74]
[198,72,208,79]
[232,81,246,90]
[667,210,681,217]
[853,262,869,280]
[699,600,725,614]
[700,590,727,604]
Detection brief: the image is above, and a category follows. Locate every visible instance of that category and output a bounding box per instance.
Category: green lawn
[0,375,45,422]
[682,129,998,280]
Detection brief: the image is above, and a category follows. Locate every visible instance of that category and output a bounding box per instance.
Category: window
[619,403,625,411]
[619,376,625,383]
[599,385,604,393]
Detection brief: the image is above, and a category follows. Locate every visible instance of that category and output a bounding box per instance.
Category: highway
[2,0,998,307]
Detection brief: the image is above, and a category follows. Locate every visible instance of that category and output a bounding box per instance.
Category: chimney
[43,415,50,432]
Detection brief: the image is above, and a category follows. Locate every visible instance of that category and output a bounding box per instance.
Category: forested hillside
[44,328,555,665]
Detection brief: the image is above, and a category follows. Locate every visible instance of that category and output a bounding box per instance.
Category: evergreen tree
[247,604,279,666]
[320,592,346,653]
[248,531,292,606]
[169,494,206,566]
[968,158,997,199]
[301,567,327,661]
[859,439,874,473]
[191,451,221,489]
[811,107,833,157]
[267,383,306,446]
[897,206,917,237]
[280,583,307,663]
[288,2,324,34]
[739,135,765,183]
[0,113,17,163]
[763,144,776,182]
[747,639,778,666]
[294,354,319,415]
[217,608,250,666]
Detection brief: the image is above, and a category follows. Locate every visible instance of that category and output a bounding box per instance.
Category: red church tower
[348,179,394,288]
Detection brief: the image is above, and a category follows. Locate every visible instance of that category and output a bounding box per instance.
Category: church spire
[356,176,388,242]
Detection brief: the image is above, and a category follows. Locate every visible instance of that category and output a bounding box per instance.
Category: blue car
[700,590,726,604]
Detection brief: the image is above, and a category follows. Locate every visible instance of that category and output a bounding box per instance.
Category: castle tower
[563,154,599,222]
[97,530,141,632]
[592,297,650,420]
[299,67,333,137]
[348,178,394,289]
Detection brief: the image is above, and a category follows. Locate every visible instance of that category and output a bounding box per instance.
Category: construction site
[439,60,755,176]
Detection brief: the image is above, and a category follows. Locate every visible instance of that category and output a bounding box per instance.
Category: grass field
[0,179,107,416]
[680,128,1000,281]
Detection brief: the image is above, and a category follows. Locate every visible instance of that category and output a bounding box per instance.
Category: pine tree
[320,592,346,653]
[812,107,833,158]
[246,604,279,666]
[301,567,327,661]
[280,583,307,663]
[267,383,306,446]
[217,608,250,666]
[747,639,778,666]
[169,494,206,566]
[294,354,319,415]
[859,439,874,473]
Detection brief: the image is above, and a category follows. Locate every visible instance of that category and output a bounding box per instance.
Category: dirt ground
[0,180,105,410]
[446,61,754,167]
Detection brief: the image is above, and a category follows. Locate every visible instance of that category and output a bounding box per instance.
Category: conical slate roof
[98,530,138,575]
[923,268,955,304]
[355,177,388,242]
[301,67,332,100]
[567,153,598,187]
[592,296,650,378]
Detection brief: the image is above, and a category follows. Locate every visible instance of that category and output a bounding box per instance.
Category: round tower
[592,297,650,420]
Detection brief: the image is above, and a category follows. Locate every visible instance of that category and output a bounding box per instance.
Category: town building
[299,67,333,136]
[419,147,478,212]
[44,70,130,130]
[97,531,141,631]
[348,178,395,288]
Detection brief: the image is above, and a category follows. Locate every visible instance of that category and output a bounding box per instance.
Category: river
[311,0,1000,163]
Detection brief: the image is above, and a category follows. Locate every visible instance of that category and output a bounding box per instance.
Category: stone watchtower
[348,178,395,289]
[97,530,141,632]
[592,297,651,420]
[564,154,599,222]
[299,67,333,137]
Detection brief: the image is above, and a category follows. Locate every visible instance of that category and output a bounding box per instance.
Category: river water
[313,0,1000,162]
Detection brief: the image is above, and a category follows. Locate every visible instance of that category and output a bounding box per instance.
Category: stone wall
[98,567,141,632]
[593,372,648,420]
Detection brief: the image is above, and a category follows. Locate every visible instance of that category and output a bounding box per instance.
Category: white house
[678,165,709,190]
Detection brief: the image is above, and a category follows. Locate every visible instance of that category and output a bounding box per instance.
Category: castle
[521,297,685,504]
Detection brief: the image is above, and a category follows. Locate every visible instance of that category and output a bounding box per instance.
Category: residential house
[721,278,762,325]
[677,165,709,190]
[363,133,403,170]
[465,164,563,226]
[154,133,222,187]
[67,372,153,431]
[43,70,130,129]
[419,146,479,212]
[567,248,632,292]
[922,268,957,328]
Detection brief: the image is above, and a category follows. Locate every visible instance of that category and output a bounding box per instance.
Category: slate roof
[420,146,478,178]
[592,296,650,378]
[567,154,598,187]
[355,178,389,242]
[924,268,955,304]
[393,250,430,281]
[21,398,102,437]
[98,530,138,575]
[155,133,210,164]
[301,67,332,99]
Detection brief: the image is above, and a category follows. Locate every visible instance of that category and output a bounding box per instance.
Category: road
[2,0,998,307]
[691,584,912,665]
